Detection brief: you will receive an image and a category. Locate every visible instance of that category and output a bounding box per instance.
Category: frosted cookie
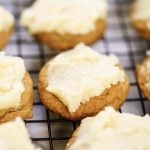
[0,54,34,123]
[0,117,39,150]
[66,107,150,150]
[20,0,107,51]
[131,0,150,39]
[0,6,14,49]
[136,52,150,99]
[38,43,129,120]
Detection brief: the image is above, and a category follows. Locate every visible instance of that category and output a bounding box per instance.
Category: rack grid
[1,0,150,149]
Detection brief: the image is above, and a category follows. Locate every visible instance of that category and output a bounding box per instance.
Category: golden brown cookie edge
[0,72,34,123]
[33,19,106,52]
[136,57,150,100]
[38,63,130,121]
[0,26,14,50]
[130,2,150,40]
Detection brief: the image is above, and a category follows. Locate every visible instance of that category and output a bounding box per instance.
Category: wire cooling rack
[1,0,150,149]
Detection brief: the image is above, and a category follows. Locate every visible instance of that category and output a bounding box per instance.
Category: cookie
[66,107,150,150]
[0,117,38,150]
[38,43,129,121]
[0,6,14,50]
[20,0,107,52]
[34,19,105,52]
[136,54,150,100]
[0,54,34,123]
[131,0,150,39]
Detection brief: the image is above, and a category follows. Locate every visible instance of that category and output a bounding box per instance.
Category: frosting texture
[46,43,125,112]
[21,0,107,35]
[69,107,150,150]
[0,54,25,110]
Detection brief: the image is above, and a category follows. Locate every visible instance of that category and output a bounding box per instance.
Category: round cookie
[66,107,150,150]
[38,65,129,121]
[136,55,150,100]
[20,0,107,52]
[38,44,129,121]
[0,72,34,123]
[0,6,14,50]
[0,118,39,150]
[34,19,106,52]
[131,0,150,39]
[0,55,34,123]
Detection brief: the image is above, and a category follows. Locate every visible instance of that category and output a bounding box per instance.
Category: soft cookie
[66,107,150,150]
[0,117,39,150]
[38,43,129,120]
[131,0,150,39]
[0,6,14,50]
[21,0,107,51]
[136,52,150,100]
[0,54,34,123]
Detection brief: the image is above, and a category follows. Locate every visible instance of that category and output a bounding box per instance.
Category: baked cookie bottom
[0,26,14,50]
[0,72,34,123]
[34,19,106,52]
[131,20,150,40]
[136,56,150,100]
[38,64,129,121]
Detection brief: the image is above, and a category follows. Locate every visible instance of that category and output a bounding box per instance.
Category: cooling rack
[1,0,150,149]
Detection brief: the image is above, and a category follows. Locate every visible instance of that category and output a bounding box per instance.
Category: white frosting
[131,0,150,28]
[146,50,150,56]
[46,43,125,112]
[20,0,107,35]
[0,6,14,31]
[0,54,25,110]
[69,107,150,150]
[0,118,36,150]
